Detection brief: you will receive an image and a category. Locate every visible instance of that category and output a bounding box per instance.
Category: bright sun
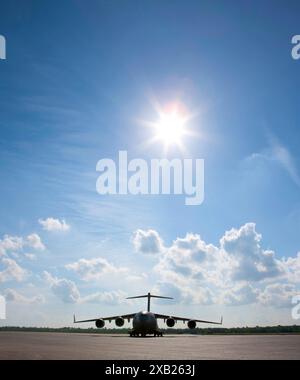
[155,111,186,146]
[140,100,194,152]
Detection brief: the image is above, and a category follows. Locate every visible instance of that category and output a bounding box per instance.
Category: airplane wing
[154,313,223,325]
[73,313,136,323]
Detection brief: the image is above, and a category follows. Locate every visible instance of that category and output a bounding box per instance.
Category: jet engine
[166,317,175,327]
[95,319,105,328]
[187,320,196,329]
[115,317,125,327]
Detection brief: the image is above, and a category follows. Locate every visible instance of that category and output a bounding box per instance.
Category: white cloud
[127,273,148,282]
[0,233,45,257]
[44,271,128,306]
[153,281,213,305]
[133,229,164,255]
[26,233,45,250]
[0,258,27,283]
[220,223,282,281]
[281,252,300,283]
[140,223,300,309]
[80,290,127,305]
[24,253,36,261]
[44,271,80,304]
[0,235,23,256]
[258,283,299,308]
[39,218,70,232]
[248,136,300,187]
[220,284,259,306]
[66,257,128,281]
[269,138,300,187]
[5,289,45,304]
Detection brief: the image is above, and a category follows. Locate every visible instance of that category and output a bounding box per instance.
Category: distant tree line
[0,325,299,335]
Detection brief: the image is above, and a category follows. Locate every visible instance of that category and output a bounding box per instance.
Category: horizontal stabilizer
[126,292,173,312]
[126,294,173,300]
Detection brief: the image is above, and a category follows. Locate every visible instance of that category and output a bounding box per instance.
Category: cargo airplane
[73,292,223,337]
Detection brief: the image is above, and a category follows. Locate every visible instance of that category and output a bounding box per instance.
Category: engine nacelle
[166,317,175,327]
[95,319,105,328]
[115,317,125,327]
[187,320,196,329]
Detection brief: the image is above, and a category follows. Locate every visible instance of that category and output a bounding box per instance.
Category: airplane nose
[133,313,156,332]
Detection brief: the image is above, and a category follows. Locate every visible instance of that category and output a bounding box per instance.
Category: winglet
[73,314,76,324]
[220,316,223,325]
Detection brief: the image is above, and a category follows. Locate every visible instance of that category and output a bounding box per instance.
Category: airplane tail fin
[126,292,173,312]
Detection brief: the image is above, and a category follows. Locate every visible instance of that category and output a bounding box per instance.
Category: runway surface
[0,332,299,360]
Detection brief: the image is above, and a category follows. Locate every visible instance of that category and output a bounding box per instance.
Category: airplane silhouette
[74,292,223,337]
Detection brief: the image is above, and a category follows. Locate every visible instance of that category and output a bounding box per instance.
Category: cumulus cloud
[220,284,259,306]
[258,283,299,308]
[44,271,80,304]
[0,233,45,257]
[66,257,128,281]
[0,258,27,283]
[44,271,128,306]
[0,233,44,285]
[81,290,127,305]
[140,223,300,309]
[220,223,282,281]
[0,235,23,256]
[133,229,164,255]
[39,217,70,232]
[281,252,300,283]
[5,289,45,304]
[26,234,45,250]
[153,281,213,305]
[154,231,231,297]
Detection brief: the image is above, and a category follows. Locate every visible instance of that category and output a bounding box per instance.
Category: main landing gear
[129,331,163,337]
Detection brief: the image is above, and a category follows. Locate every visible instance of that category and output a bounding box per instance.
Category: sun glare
[139,100,195,152]
[150,101,193,151]
[155,111,186,146]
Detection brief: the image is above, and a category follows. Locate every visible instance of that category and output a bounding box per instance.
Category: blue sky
[0,0,300,327]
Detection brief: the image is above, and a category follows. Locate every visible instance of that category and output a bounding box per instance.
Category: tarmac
[0,332,299,360]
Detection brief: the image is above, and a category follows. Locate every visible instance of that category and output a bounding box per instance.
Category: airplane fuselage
[131,311,161,337]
